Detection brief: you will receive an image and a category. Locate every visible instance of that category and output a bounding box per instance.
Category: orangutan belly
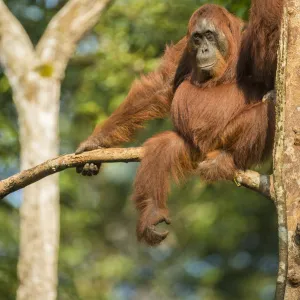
[171,81,245,150]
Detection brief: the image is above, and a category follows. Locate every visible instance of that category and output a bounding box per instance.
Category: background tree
[0,0,113,299]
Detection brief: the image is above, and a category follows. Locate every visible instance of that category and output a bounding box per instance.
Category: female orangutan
[76,5,275,246]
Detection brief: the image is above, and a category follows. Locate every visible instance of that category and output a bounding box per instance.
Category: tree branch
[235,170,274,200]
[0,147,274,201]
[36,0,114,80]
[0,1,35,83]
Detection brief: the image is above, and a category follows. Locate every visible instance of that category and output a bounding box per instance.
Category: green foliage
[0,0,277,299]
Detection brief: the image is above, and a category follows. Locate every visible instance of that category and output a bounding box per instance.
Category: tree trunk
[0,1,113,298]
[15,79,60,300]
[274,1,300,299]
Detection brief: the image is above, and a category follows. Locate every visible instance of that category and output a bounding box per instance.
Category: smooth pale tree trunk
[0,1,113,299]
[14,80,60,300]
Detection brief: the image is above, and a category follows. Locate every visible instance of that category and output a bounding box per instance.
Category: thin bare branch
[36,0,114,79]
[0,1,35,82]
[0,147,273,201]
[0,148,141,199]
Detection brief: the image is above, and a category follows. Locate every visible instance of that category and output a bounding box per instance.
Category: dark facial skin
[188,18,228,80]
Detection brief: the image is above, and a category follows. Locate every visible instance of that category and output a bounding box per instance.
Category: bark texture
[274,1,300,299]
[281,1,300,297]
[0,1,113,299]
[273,6,288,300]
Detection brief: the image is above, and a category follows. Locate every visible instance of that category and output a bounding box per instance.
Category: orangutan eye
[205,31,215,41]
[193,32,202,43]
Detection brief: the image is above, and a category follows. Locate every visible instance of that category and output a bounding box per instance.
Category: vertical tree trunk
[14,78,60,300]
[273,6,288,300]
[14,79,60,300]
[0,1,113,298]
[274,1,300,299]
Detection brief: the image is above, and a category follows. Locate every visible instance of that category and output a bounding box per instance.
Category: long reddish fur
[82,38,187,148]
[76,3,278,246]
[133,5,275,245]
[134,131,196,244]
[238,0,283,89]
